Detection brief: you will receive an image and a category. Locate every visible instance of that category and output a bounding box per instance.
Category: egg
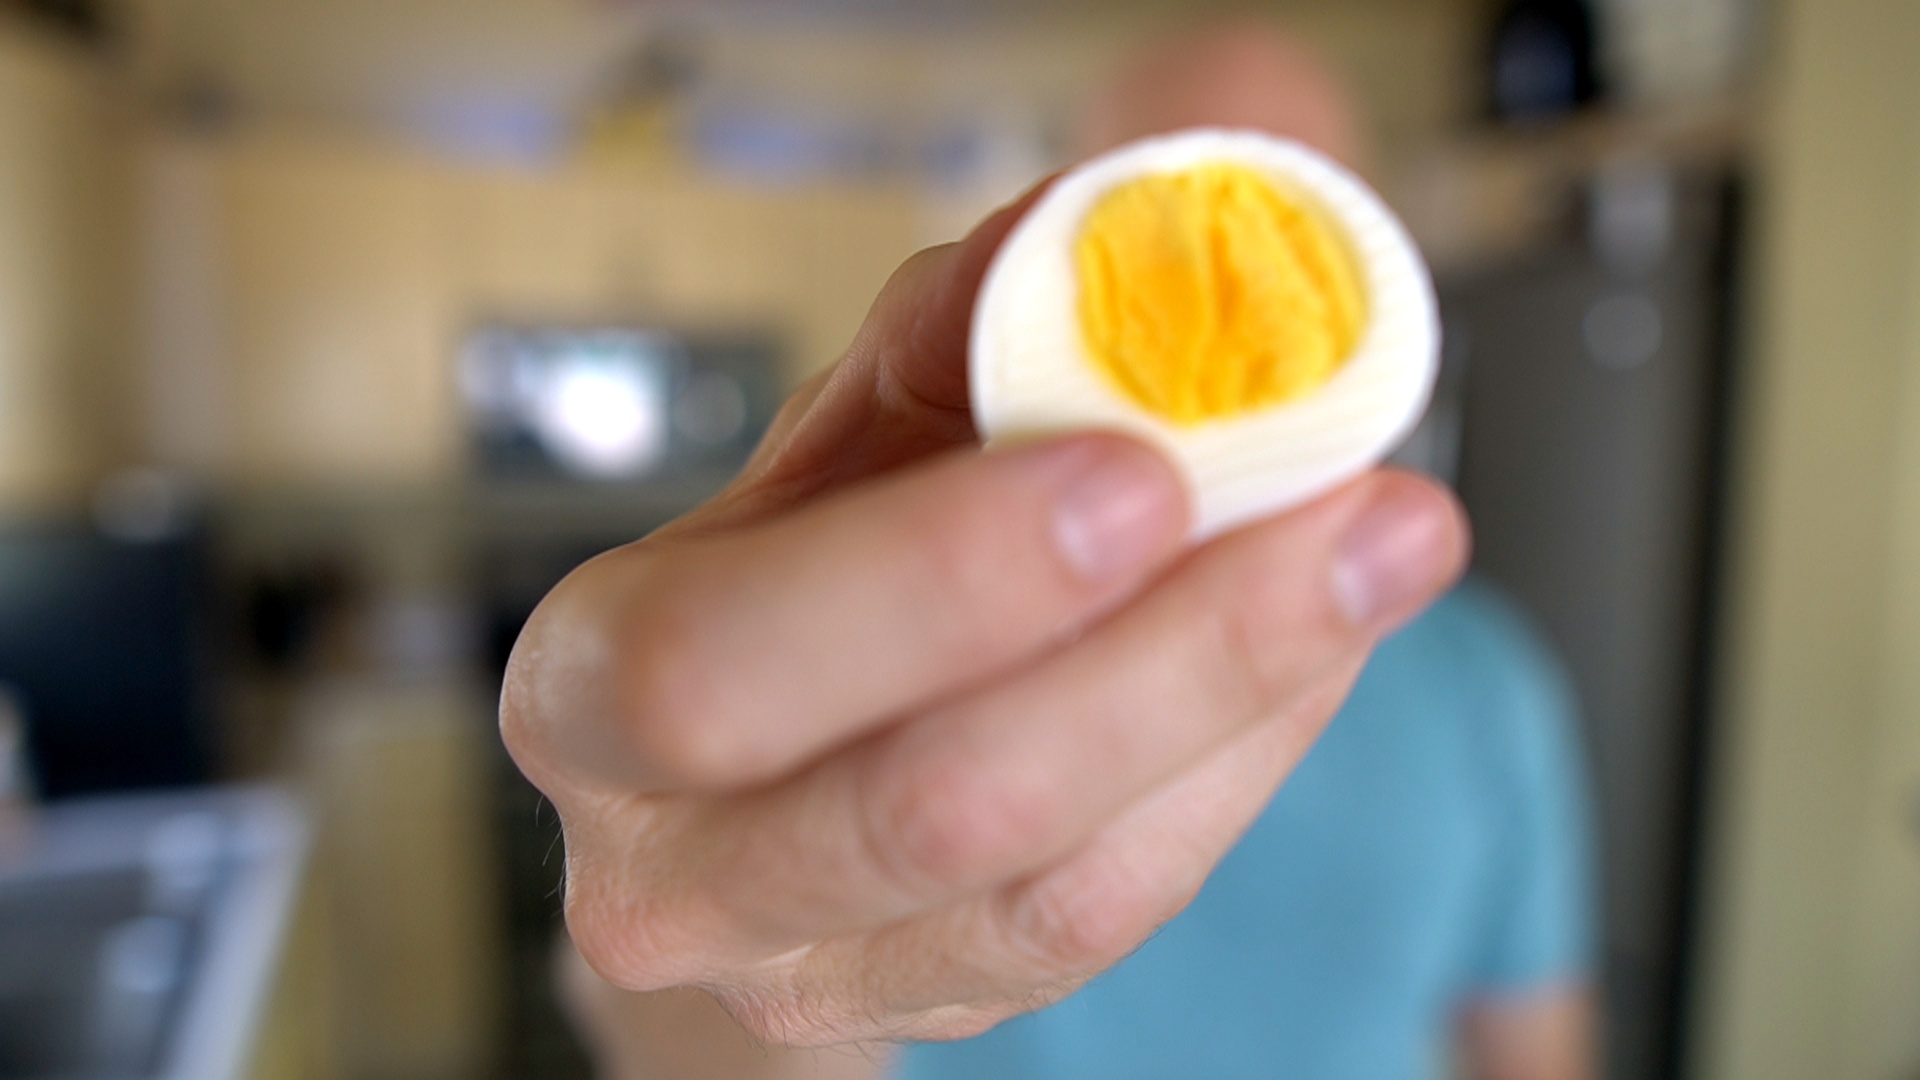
[969,128,1440,538]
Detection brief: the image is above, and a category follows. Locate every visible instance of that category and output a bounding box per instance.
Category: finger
[557,938,897,1075]
[500,430,1189,796]
[747,665,1365,1046]
[664,365,837,542]
[741,178,1056,506]
[740,366,834,480]
[966,660,1367,996]
[682,471,1466,950]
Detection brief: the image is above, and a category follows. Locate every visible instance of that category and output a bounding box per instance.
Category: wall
[1691,1,1920,1076]
[136,130,922,488]
[0,17,127,511]
[114,0,1483,158]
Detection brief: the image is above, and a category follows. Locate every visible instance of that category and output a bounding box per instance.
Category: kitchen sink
[0,788,307,1080]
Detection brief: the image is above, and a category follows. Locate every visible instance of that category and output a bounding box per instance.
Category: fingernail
[1332,483,1461,627]
[1051,442,1187,582]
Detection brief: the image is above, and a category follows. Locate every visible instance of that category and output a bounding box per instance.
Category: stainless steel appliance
[1445,166,1740,1080]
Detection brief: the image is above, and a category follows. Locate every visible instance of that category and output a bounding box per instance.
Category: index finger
[500,430,1189,795]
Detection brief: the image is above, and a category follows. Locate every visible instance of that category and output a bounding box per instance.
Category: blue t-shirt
[897,581,1593,1080]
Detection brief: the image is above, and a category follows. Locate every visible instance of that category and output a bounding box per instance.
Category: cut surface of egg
[970,128,1439,538]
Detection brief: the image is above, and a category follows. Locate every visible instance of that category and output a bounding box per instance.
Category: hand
[500,187,1470,1048]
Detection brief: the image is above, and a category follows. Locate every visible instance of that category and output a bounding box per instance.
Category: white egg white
[969,128,1440,538]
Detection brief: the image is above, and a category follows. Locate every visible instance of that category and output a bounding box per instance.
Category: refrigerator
[1443,165,1742,1080]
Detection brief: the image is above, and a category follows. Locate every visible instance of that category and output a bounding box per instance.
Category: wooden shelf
[1388,98,1751,273]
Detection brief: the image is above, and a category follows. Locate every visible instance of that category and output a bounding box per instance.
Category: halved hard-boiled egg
[970,128,1439,538]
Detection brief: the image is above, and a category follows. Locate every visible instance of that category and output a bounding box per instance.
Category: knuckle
[900,1003,1021,1043]
[713,986,855,1049]
[866,757,1060,895]
[1203,557,1337,718]
[876,244,953,316]
[712,988,793,1046]
[496,607,573,789]
[1212,593,1292,715]
[495,683,542,778]
[853,244,952,351]
[498,546,764,791]
[560,826,714,993]
[903,502,1005,609]
[886,243,950,292]
[926,1006,1014,1043]
[564,886,680,992]
[1002,867,1163,977]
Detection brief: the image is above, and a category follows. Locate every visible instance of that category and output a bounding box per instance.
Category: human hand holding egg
[502,132,1467,1050]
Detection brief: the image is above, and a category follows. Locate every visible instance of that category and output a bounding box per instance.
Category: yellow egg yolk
[1074,163,1367,424]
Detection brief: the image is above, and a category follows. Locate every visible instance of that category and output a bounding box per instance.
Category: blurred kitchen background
[2,0,1917,1078]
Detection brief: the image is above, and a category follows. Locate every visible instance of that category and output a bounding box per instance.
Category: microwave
[459,324,782,485]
